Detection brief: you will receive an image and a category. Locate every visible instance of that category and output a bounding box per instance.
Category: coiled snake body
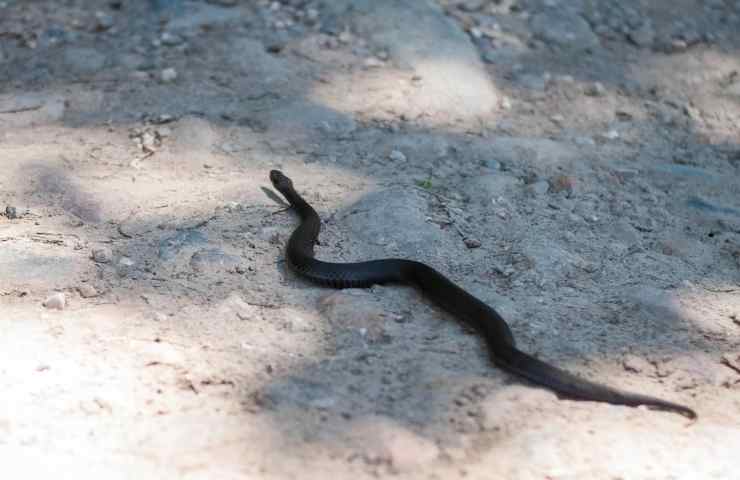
[270,170,696,419]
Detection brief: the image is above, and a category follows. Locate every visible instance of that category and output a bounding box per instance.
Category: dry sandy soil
[1,0,740,478]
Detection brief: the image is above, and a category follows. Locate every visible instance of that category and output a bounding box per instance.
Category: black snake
[269,170,696,419]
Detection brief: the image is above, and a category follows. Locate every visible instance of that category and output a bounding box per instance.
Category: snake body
[270,170,696,419]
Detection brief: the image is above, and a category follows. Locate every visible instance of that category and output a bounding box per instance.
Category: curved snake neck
[269,170,696,419]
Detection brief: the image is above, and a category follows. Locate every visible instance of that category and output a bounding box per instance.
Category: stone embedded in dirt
[318,290,387,343]
[77,284,99,298]
[330,0,499,122]
[189,248,242,274]
[464,238,481,249]
[628,22,656,47]
[94,11,115,31]
[528,180,550,197]
[548,174,575,194]
[91,247,113,263]
[515,73,547,91]
[622,354,653,374]
[4,206,18,219]
[341,187,443,258]
[530,10,599,51]
[585,82,607,96]
[43,292,67,310]
[158,230,208,261]
[63,47,106,75]
[388,149,407,162]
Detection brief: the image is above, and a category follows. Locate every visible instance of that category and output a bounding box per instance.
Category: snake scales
[270,170,696,419]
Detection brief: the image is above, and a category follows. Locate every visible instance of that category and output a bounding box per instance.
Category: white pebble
[389,149,407,162]
[160,68,178,83]
[43,292,67,310]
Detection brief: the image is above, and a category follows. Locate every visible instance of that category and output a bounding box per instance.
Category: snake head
[269,170,293,191]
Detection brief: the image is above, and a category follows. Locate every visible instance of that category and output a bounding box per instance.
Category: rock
[4,206,18,219]
[628,22,655,47]
[160,67,178,83]
[63,47,106,75]
[43,292,67,310]
[318,290,387,343]
[530,10,599,51]
[622,354,653,374]
[94,11,115,31]
[91,247,113,263]
[77,284,99,298]
[464,238,481,249]
[189,248,242,274]
[325,0,498,122]
[388,149,407,162]
[585,82,606,96]
[341,187,443,257]
[515,73,547,91]
[158,230,208,261]
[528,180,550,196]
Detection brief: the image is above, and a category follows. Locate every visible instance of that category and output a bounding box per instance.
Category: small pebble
[91,247,112,263]
[4,205,18,219]
[389,150,407,162]
[464,238,482,249]
[160,67,178,83]
[160,32,183,46]
[585,82,606,96]
[77,284,99,298]
[43,292,67,310]
[94,11,114,31]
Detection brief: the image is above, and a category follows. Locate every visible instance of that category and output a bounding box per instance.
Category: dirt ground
[1,0,740,478]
